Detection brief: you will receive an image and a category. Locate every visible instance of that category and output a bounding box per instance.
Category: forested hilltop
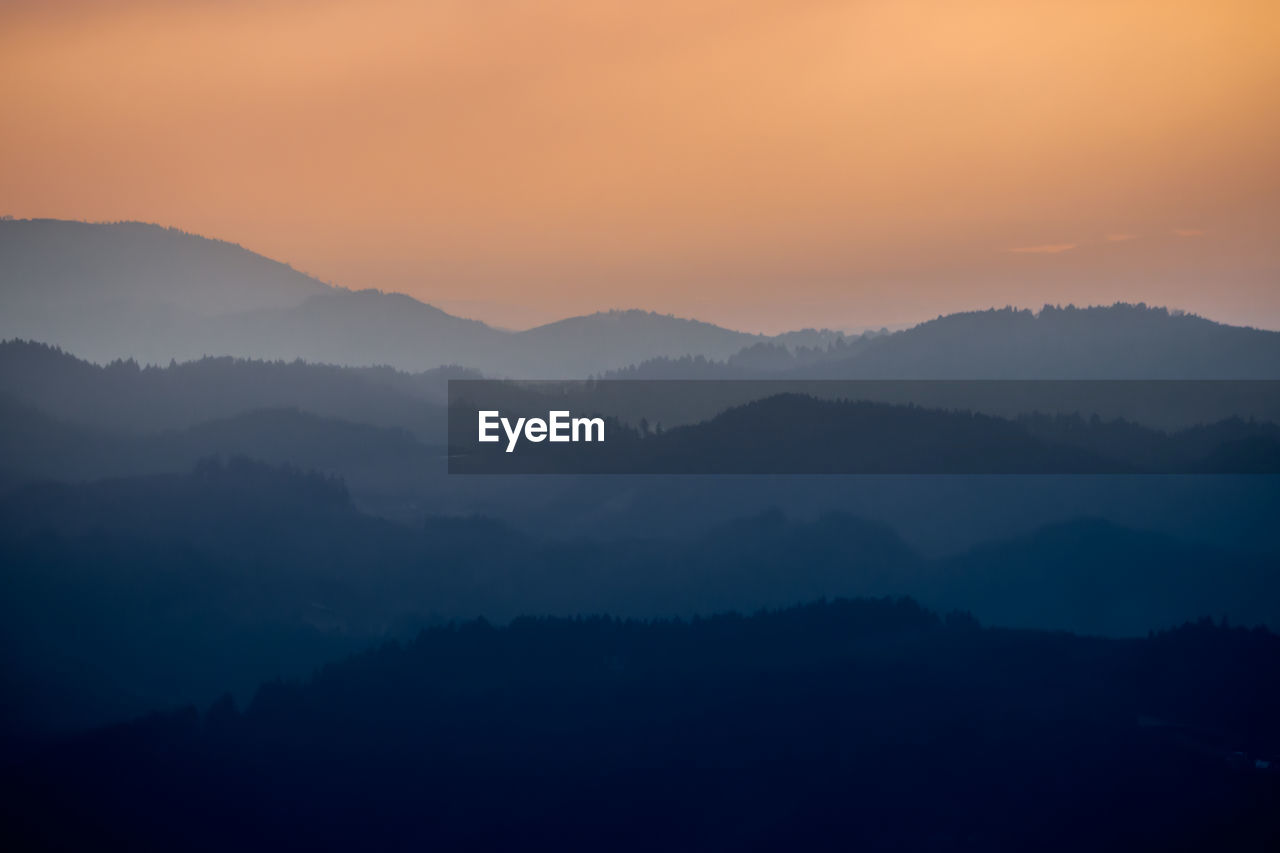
[3,459,1277,738]
[5,598,1278,851]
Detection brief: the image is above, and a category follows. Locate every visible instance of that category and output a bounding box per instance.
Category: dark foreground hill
[2,460,1276,737]
[4,599,1278,851]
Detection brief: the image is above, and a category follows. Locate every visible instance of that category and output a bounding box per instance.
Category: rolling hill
[1,460,1275,736]
[8,220,1279,378]
[611,304,1280,379]
[0,219,766,375]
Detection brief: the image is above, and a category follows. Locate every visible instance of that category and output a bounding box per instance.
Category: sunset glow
[2,0,1277,331]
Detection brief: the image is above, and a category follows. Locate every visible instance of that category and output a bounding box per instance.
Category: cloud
[1173,228,1206,237]
[1004,243,1077,254]
[1105,233,1137,242]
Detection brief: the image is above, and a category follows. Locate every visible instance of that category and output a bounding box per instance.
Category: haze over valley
[3,2,1279,845]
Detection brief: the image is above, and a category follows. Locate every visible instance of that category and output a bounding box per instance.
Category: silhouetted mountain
[223,302,763,376]
[604,331,882,378]
[0,340,451,437]
[208,287,510,371]
[9,222,1277,378]
[609,304,1280,379]
[2,461,1274,738]
[0,460,418,734]
[214,302,767,376]
[0,397,441,487]
[5,600,1278,851]
[937,518,1280,635]
[0,219,331,364]
[1,220,773,374]
[4,341,1277,556]
[799,304,1280,378]
[515,309,758,375]
[0,219,328,315]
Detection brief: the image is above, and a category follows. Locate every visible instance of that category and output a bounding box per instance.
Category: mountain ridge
[608,304,1280,379]
[13,219,1280,378]
[1,459,1275,737]
[0,219,777,374]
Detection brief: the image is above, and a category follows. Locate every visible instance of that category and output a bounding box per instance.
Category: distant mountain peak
[5,220,1277,377]
[0,217,332,314]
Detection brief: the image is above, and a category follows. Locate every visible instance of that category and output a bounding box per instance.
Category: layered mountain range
[2,216,1279,743]
[4,218,1279,377]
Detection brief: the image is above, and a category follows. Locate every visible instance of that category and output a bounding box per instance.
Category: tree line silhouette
[3,458,1277,740]
[4,598,1278,850]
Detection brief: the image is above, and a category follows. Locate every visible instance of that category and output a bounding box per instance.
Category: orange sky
[2,0,1278,332]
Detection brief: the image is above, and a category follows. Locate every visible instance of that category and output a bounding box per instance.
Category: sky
[2,0,1278,333]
